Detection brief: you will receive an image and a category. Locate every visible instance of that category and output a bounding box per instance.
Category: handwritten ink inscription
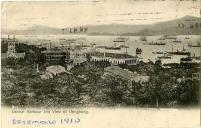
[12,118,81,125]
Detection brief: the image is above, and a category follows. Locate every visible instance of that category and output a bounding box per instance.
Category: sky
[2,0,200,30]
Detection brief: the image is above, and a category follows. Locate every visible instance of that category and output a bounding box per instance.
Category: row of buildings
[3,35,139,67]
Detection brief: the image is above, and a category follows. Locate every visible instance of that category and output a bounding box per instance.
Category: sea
[2,34,201,64]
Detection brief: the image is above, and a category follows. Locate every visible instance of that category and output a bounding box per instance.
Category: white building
[90,52,139,65]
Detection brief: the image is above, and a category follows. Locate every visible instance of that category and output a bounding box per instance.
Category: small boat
[136,48,142,54]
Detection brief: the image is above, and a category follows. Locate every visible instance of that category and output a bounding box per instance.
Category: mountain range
[2,15,200,36]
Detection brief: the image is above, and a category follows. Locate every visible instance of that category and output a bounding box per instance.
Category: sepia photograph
[1,0,201,128]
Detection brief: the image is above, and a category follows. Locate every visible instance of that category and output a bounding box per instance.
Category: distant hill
[2,25,62,35]
[2,16,200,36]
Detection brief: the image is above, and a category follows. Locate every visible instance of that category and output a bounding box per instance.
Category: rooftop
[104,66,149,82]
[91,52,136,59]
[41,50,66,54]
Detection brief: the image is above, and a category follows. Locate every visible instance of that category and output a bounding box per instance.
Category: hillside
[2,16,200,36]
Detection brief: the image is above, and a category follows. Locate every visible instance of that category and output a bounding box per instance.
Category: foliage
[1,56,200,107]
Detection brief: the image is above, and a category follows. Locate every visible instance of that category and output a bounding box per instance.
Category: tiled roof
[104,66,149,82]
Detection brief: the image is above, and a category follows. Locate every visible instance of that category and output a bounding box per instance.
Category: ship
[167,51,190,56]
[185,37,190,39]
[105,43,121,50]
[167,47,190,56]
[180,57,192,62]
[95,46,106,48]
[145,41,166,45]
[119,44,129,48]
[158,35,166,40]
[113,37,129,42]
[157,53,171,59]
[105,46,121,50]
[140,36,147,41]
[149,42,166,45]
[158,37,165,40]
[191,53,201,60]
[188,42,201,47]
[67,39,77,42]
[191,56,201,60]
[59,38,77,42]
[173,40,181,43]
[157,56,171,59]
[152,51,165,54]
[164,35,177,40]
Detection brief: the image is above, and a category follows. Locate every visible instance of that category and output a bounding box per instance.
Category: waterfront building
[41,47,87,66]
[90,52,139,65]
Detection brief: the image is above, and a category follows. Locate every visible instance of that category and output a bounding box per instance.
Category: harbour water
[2,34,200,63]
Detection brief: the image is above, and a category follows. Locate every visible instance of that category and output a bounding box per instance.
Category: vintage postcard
[1,0,201,128]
